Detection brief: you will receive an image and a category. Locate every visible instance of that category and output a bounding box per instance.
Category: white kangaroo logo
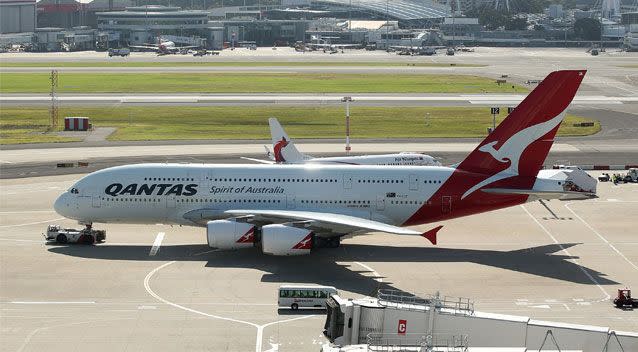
[461,111,566,199]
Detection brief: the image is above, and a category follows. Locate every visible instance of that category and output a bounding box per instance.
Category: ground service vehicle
[193,49,209,56]
[44,224,106,244]
[626,168,638,182]
[598,173,610,182]
[279,285,338,310]
[108,48,130,57]
[613,289,638,308]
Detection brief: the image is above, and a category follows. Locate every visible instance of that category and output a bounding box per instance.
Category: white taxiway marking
[0,218,65,228]
[520,205,610,301]
[148,232,165,256]
[144,260,316,352]
[16,318,134,352]
[0,210,55,214]
[564,202,638,272]
[11,301,96,304]
[531,304,551,309]
[0,238,45,243]
[354,262,383,283]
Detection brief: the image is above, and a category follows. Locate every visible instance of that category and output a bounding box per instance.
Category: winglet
[421,225,443,245]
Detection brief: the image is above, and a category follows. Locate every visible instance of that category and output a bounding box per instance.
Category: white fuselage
[301,153,441,166]
[54,163,455,227]
[54,163,575,230]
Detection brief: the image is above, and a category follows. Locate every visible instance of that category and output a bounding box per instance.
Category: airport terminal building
[96,5,212,47]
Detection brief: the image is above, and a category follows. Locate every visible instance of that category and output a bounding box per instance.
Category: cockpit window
[70,188,79,194]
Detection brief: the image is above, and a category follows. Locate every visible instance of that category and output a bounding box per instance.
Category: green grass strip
[0,106,600,144]
[0,61,483,68]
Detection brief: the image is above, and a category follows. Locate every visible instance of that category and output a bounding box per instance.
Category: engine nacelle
[206,220,255,250]
[261,224,313,256]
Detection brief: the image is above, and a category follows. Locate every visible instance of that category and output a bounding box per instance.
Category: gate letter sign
[398,319,407,335]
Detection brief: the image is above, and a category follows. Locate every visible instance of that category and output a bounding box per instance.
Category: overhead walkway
[322,290,638,352]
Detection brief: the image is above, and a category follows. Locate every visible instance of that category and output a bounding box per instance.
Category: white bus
[278,285,338,310]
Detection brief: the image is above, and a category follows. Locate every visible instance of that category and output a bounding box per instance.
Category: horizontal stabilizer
[481,188,597,200]
[421,225,443,245]
[239,157,275,164]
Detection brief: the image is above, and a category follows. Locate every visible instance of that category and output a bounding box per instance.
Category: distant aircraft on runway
[53,70,597,256]
[240,118,441,166]
[129,36,199,55]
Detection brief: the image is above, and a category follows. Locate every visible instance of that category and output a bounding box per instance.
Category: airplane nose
[54,192,70,217]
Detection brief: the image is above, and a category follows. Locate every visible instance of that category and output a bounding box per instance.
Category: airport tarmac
[2,93,637,107]
[1,171,637,352]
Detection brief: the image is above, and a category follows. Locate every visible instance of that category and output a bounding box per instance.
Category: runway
[1,138,637,179]
[2,93,637,106]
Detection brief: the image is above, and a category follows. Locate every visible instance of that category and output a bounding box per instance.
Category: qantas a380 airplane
[54,70,596,256]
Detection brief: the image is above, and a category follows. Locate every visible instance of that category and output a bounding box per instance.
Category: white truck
[108,48,130,57]
[44,225,106,244]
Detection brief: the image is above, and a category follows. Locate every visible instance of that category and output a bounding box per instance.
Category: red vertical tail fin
[404,70,587,226]
[458,70,586,179]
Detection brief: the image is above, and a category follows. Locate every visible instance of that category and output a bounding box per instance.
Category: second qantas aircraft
[54,70,596,255]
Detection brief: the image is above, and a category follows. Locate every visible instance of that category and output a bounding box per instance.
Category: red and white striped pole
[342,96,353,155]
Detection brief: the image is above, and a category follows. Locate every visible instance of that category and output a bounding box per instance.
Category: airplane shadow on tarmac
[49,243,618,295]
[48,242,618,297]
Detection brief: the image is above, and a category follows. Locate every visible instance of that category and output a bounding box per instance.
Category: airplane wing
[182,209,441,244]
[223,209,422,236]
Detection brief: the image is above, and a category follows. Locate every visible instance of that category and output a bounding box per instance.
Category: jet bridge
[322,290,638,352]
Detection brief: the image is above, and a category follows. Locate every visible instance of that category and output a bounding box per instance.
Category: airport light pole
[385,0,389,51]
[342,96,353,155]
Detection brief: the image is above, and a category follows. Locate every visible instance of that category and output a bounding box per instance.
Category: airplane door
[442,196,452,214]
[79,196,91,210]
[92,195,101,208]
[343,174,353,189]
[204,170,214,194]
[167,196,176,208]
[409,174,419,191]
[287,195,296,209]
[376,195,385,211]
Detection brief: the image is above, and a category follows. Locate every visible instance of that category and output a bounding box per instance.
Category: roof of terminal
[313,0,449,20]
[97,5,208,17]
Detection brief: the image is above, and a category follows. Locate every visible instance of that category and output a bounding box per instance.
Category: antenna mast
[49,70,59,130]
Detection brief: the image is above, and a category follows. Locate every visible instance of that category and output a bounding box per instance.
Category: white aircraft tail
[268,118,311,163]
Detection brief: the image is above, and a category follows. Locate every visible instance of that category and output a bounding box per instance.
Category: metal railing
[377,290,474,315]
[367,332,468,352]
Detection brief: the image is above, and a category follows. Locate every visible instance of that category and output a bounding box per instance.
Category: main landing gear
[315,236,341,249]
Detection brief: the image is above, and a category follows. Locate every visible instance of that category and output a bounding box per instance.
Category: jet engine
[261,224,313,256]
[206,220,255,250]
